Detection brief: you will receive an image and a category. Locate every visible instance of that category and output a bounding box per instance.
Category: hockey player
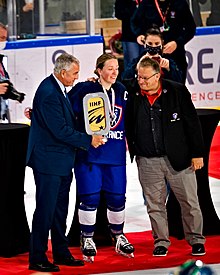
[68,53,134,262]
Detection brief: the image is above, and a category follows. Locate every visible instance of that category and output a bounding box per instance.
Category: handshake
[0,78,25,103]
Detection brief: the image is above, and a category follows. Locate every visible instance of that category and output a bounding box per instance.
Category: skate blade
[116,250,134,258]
[83,255,95,263]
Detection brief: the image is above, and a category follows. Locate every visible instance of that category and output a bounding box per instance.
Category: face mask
[0,41,6,50]
[144,44,162,56]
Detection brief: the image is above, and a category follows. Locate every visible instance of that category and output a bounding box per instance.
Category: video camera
[0,78,25,103]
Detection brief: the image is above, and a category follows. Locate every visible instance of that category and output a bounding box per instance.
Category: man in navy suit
[26,52,104,272]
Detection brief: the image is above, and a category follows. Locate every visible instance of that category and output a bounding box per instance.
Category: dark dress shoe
[192,243,206,256]
[153,246,168,256]
[29,261,60,272]
[54,256,84,266]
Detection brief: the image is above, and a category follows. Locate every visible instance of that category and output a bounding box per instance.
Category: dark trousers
[29,170,72,264]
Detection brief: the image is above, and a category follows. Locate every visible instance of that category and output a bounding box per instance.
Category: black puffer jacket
[114,0,140,42]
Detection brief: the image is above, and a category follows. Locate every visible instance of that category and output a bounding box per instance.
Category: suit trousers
[29,170,73,264]
[136,156,205,248]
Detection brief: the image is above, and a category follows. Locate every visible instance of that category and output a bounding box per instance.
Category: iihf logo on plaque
[83,93,110,135]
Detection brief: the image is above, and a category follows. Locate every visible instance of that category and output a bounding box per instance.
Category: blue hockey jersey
[68,80,127,165]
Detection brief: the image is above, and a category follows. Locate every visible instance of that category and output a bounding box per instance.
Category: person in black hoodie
[114,0,143,71]
[130,0,196,82]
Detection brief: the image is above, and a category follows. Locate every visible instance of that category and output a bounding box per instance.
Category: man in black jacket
[125,57,206,257]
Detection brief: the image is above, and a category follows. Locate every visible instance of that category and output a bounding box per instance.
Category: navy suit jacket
[26,74,92,176]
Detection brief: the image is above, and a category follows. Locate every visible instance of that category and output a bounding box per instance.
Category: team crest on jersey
[110,105,122,129]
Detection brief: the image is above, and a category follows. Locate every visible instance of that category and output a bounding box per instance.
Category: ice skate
[80,236,97,263]
[114,234,134,258]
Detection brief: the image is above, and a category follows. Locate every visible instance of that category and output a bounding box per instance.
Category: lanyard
[101,85,115,124]
[135,0,142,7]
[0,63,5,77]
[154,0,170,30]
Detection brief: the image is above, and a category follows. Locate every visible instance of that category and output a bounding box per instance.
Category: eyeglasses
[136,72,158,82]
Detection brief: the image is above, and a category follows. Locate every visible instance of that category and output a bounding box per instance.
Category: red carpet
[209,126,220,179]
[0,231,220,275]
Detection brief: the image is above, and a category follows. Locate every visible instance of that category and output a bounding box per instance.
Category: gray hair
[54,52,79,74]
[137,56,160,73]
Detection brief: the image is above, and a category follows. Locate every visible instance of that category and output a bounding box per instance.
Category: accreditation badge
[83,93,110,135]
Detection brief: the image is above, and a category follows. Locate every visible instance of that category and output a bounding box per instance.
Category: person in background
[125,57,206,257]
[186,0,207,27]
[206,0,220,26]
[68,53,134,263]
[0,0,7,25]
[114,0,143,72]
[0,23,9,122]
[0,22,25,122]
[122,25,183,83]
[26,52,104,273]
[130,0,196,83]
[16,0,48,38]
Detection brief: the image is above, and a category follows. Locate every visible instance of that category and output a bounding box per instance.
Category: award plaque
[83,93,110,136]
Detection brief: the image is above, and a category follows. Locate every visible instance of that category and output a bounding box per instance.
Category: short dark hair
[144,24,164,45]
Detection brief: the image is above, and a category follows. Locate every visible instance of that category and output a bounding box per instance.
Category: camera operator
[0,22,25,122]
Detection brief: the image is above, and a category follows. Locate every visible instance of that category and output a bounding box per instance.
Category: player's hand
[91,135,106,148]
[87,77,97,82]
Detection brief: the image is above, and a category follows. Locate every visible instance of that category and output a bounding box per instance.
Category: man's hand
[191,157,204,171]
[0,82,8,95]
[91,135,106,148]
